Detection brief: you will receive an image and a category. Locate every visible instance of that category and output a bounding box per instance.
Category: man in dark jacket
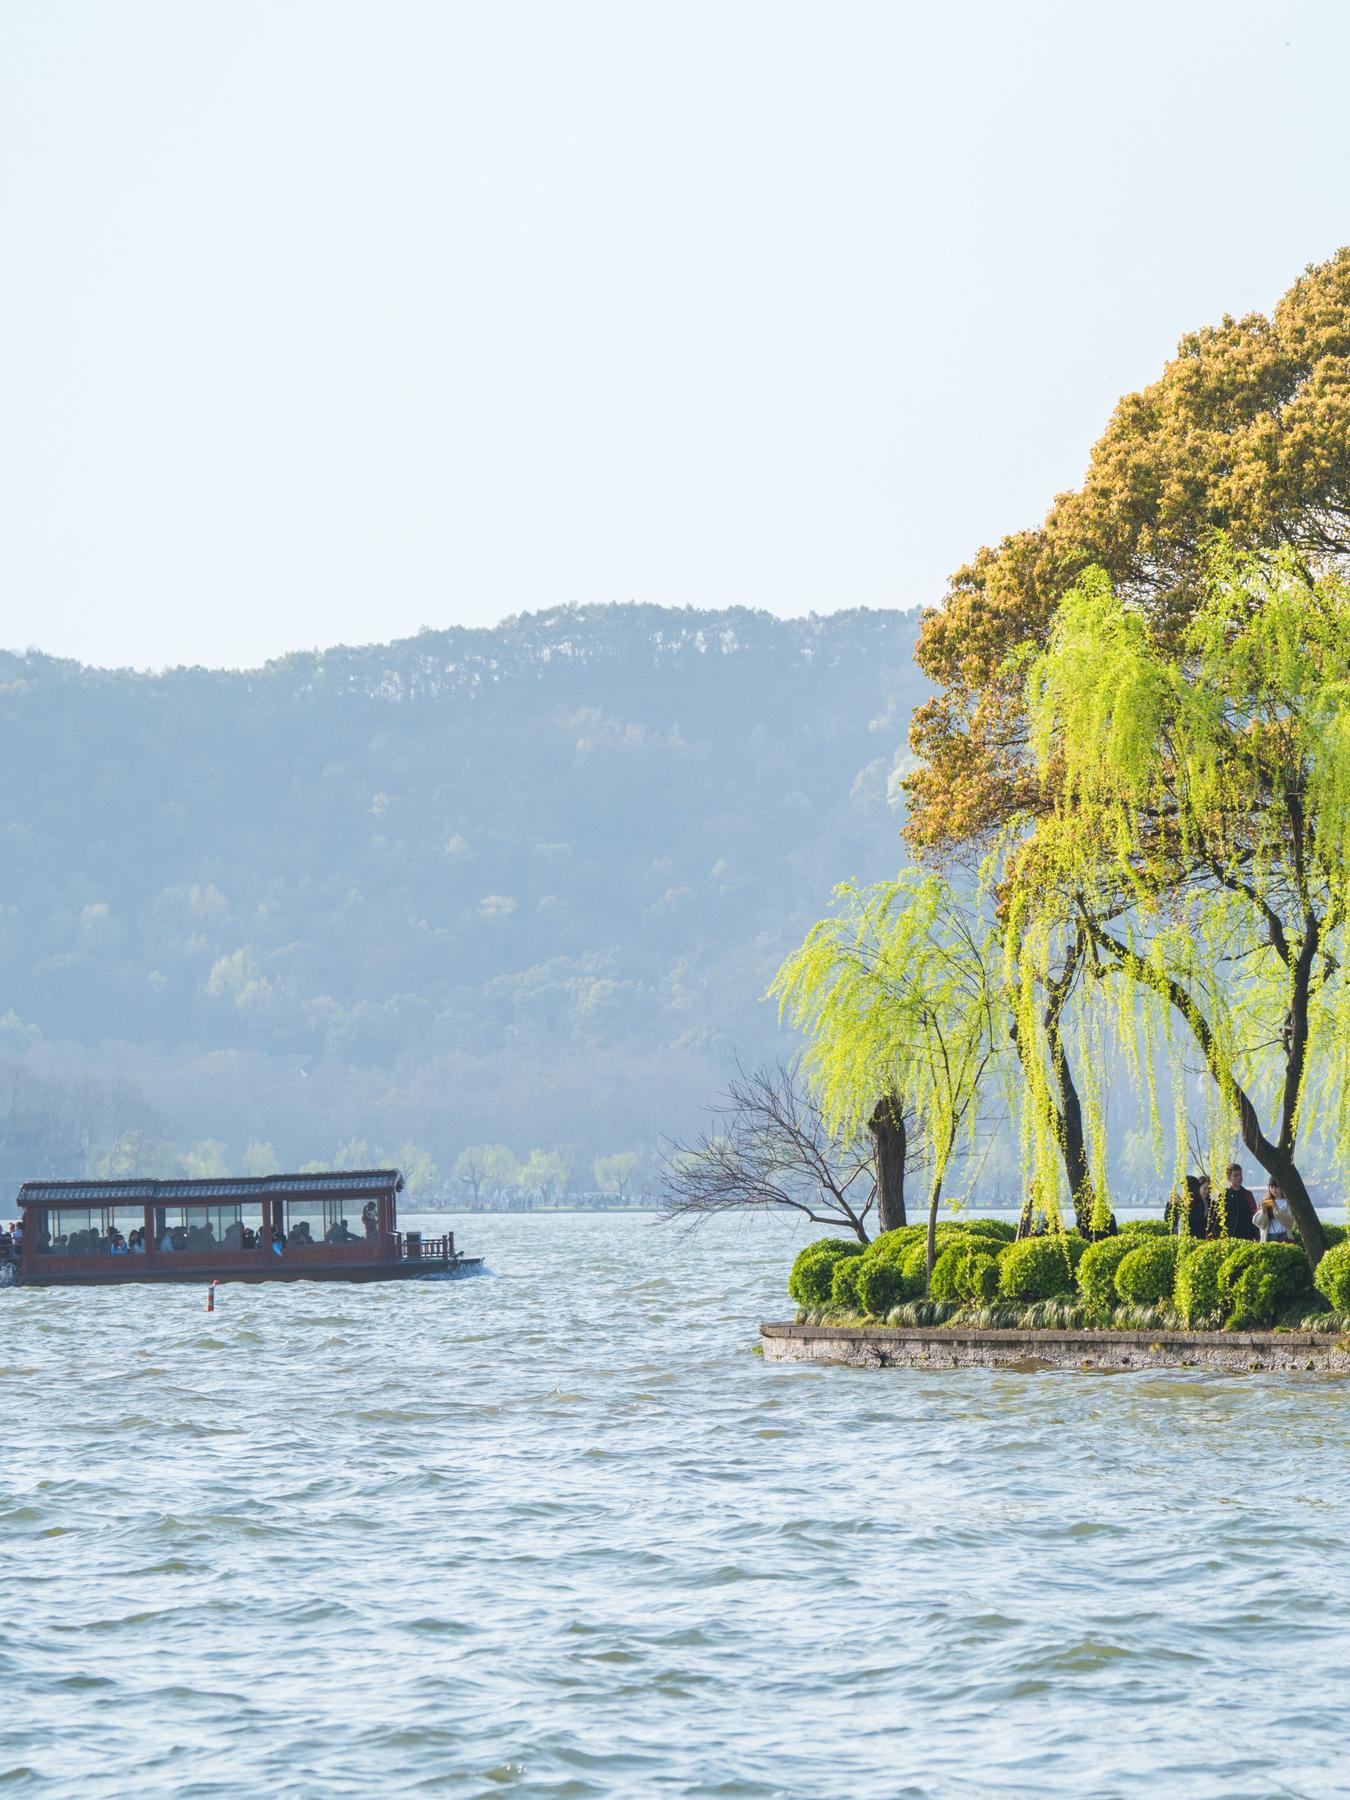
[1224,1163,1259,1240]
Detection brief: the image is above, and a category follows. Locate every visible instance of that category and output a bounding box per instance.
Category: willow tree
[1010,548,1350,1268]
[771,872,1003,1282]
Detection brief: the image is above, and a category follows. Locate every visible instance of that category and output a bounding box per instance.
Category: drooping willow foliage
[769,871,1004,1260]
[771,545,1350,1274]
[1011,545,1350,1262]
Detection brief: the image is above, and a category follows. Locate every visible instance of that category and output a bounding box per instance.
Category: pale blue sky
[2,0,1347,669]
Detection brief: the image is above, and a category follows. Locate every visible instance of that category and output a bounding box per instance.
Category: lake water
[3,1209,1350,1798]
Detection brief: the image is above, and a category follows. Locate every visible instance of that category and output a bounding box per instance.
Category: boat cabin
[3,1169,468,1285]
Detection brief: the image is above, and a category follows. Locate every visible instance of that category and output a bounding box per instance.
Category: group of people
[11,1200,383,1258]
[1167,1163,1296,1243]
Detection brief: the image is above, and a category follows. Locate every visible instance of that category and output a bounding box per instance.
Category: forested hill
[0,604,924,1186]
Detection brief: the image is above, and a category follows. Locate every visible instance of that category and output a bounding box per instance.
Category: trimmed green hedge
[930,1240,1006,1305]
[788,1238,863,1310]
[1114,1237,1179,1306]
[856,1257,912,1318]
[829,1253,867,1312]
[1315,1241,1350,1312]
[1077,1236,1136,1312]
[998,1235,1078,1302]
[1119,1219,1172,1239]
[1225,1242,1311,1328]
[1174,1240,1231,1325]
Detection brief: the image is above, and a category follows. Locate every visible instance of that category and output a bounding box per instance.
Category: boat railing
[394,1230,456,1263]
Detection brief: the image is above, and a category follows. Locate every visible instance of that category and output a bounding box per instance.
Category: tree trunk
[924,1172,944,1290]
[1054,1047,1094,1235]
[868,1093,907,1232]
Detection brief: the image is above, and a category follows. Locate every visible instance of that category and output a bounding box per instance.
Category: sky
[2,0,1348,671]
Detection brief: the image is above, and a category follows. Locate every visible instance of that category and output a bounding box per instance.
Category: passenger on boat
[159,1227,175,1251]
[223,1220,246,1251]
[130,1229,145,1254]
[362,1200,379,1240]
[269,1225,285,1256]
[290,1221,314,1246]
[325,1218,360,1244]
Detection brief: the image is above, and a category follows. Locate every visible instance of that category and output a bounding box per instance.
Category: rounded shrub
[929,1240,1008,1306]
[1225,1242,1312,1329]
[1119,1218,1172,1239]
[998,1235,1078,1303]
[1076,1236,1136,1313]
[788,1238,863,1310]
[855,1256,912,1318]
[1314,1241,1350,1313]
[965,1218,1016,1244]
[1114,1237,1179,1306]
[1322,1224,1347,1250]
[864,1226,924,1263]
[963,1251,1003,1303]
[1216,1241,1263,1305]
[829,1253,867,1313]
[1174,1240,1232,1326]
[927,1242,968,1304]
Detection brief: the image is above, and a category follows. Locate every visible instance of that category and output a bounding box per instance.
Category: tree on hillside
[660,1064,879,1245]
[1009,548,1350,1267]
[771,874,1003,1281]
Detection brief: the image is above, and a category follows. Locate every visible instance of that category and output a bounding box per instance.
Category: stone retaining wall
[759,1321,1350,1373]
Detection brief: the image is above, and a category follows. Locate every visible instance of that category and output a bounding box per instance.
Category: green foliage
[1314,1242,1350,1313]
[967,1218,1016,1243]
[788,1238,863,1310]
[963,1251,1003,1304]
[1114,1237,1180,1306]
[998,1235,1078,1303]
[1118,1219,1171,1238]
[1076,1236,1136,1313]
[771,871,1003,1224]
[856,1257,914,1319]
[1215,1242,1263,1303]
[1174,1241,1232,1326]
[829,1253,867,1313]
[928,1242,984,1304]
[1225,1243,1312,1329]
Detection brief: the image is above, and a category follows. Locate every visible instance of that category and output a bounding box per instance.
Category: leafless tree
[658,1063,911,1244]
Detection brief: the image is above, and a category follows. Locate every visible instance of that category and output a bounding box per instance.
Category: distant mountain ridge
[0,603,926,1184]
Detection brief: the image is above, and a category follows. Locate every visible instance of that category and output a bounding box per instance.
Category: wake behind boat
[0,1168,481,1287]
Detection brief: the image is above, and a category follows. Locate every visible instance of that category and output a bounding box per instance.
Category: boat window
[37,1206,148,1255]
[283,1198,369,1248]
[151,1203,265,1252]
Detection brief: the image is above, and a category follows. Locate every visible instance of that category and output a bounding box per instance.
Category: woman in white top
[1254,1182,1296,1242]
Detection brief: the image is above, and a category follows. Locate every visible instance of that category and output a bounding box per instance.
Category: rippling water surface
[4,1210,1350,1797]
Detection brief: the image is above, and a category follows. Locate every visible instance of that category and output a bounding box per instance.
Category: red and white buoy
[206,1279,219,1313]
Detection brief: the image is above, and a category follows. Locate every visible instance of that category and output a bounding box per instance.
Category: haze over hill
[0,604,925,1191]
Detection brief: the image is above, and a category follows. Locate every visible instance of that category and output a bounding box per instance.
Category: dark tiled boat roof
[17,1169,404,1206]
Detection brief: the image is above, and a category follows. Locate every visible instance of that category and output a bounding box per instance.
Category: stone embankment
[760,1321,1350,1373]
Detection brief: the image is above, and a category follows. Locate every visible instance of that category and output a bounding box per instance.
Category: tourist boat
[0,1168,481,1287]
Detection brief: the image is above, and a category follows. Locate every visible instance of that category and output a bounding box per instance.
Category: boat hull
[5,1256,484,1288]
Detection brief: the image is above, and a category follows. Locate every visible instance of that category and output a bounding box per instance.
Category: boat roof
[17,1169,404,1206]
